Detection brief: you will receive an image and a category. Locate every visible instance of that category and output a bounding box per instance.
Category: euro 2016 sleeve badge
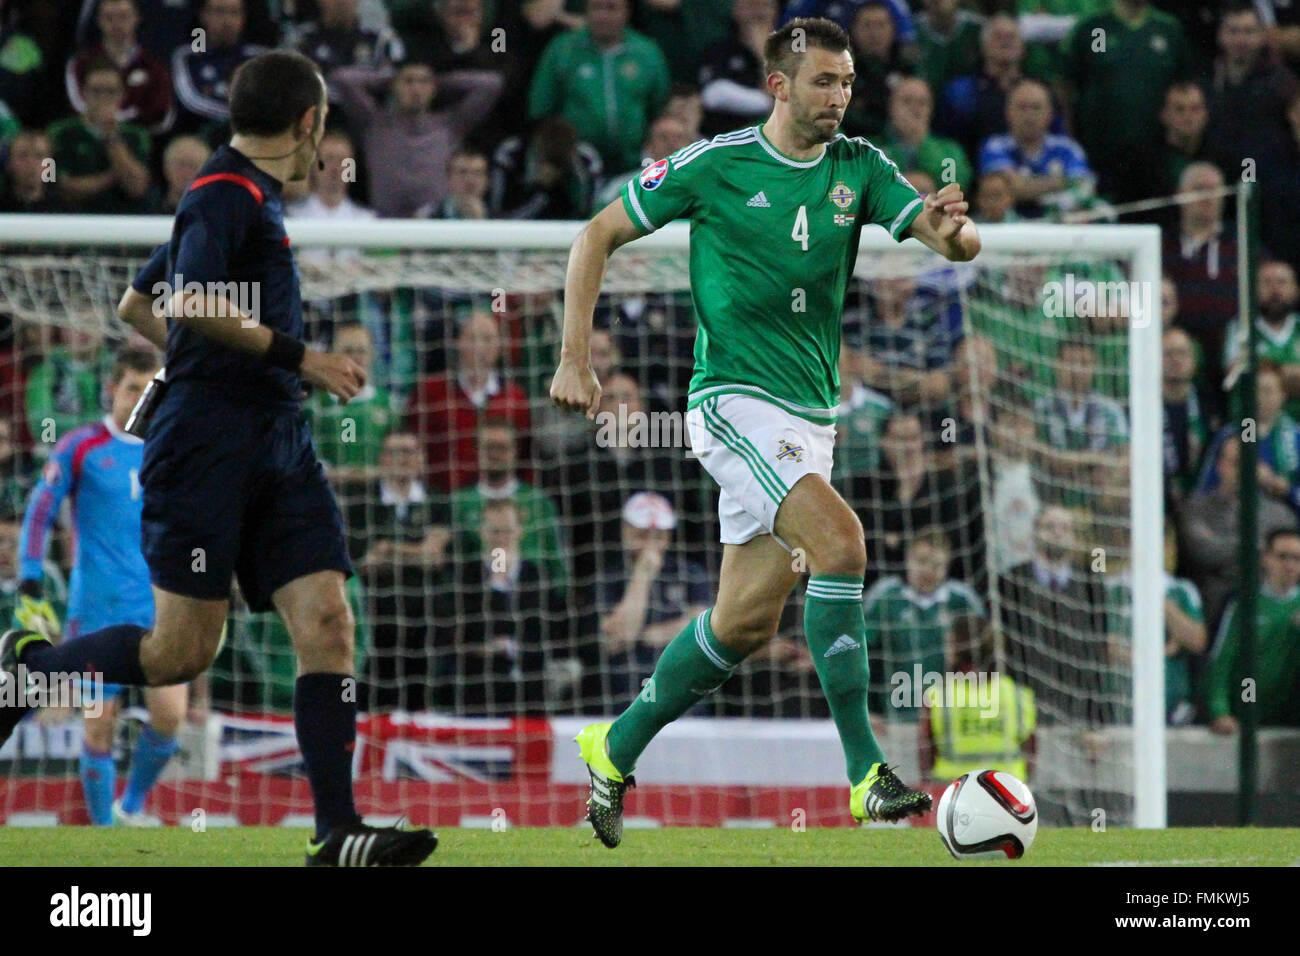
[640,159,669,191]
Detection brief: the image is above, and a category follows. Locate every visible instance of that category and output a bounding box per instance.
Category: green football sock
[606,609,742,775]
[805,574,886,783]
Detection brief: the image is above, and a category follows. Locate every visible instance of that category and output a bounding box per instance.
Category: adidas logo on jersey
[824,634,860,658]
[746,191,771,207]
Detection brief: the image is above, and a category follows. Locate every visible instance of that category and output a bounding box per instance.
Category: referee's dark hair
[763,17,851,79]
[111,347,161,384]
[229,50,325,137]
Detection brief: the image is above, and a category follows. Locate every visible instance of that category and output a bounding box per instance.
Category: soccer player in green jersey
[550,17,981,846]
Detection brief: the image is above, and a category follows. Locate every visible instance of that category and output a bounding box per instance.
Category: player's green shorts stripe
[702,398,791,501]
[700,399,785,504]
[700,399,787,505]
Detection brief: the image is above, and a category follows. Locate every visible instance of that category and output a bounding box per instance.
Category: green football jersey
[863,575,986,720]
[1104,573,1203,720]
[1206,586,1300,726]
[1061,6,1190,162]
[1225,313,1300,419]
[621,124,924,421]
[304,385,397,471]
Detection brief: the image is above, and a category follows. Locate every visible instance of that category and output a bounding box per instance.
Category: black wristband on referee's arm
[264,330,307,372]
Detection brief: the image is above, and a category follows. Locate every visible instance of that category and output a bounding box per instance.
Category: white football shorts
[685,392,836,547]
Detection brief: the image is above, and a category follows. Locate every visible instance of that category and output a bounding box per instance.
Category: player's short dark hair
[111,347,160,384]
[763,17,851,79]
[229,50,324,137]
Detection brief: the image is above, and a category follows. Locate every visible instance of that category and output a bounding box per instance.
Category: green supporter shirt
[622,125,924,421]
[915,12,984,96]
[1225,313,1300,420]
[879,130,973,193]
[528,25,671,172]
[25,348,103,452]
[304,385,398,472]
[450,483,569,589]
[970,258,1132,406]
[1205,586,1300,726]
[637,0,735,84]
[1061,5,1190,160]
[832,384,894,484]
[1105,573,1203,719]
[863,575,986,721]
[47,116,150,213]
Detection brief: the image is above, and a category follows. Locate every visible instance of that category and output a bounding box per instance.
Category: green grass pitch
[1,826,1298,866]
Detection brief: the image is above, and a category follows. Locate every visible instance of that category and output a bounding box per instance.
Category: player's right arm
[552,146,702,417]
[550,199,644,418]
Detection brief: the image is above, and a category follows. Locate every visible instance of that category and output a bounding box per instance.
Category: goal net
[0,215,1162,829]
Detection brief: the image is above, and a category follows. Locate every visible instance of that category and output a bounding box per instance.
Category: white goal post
[0,214,1165,828]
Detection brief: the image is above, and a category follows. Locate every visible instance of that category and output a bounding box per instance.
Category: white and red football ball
[936,769,1038,860]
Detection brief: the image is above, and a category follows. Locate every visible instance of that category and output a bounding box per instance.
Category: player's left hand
[919,182,969,237]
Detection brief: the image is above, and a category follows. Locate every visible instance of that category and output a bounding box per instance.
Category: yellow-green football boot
[851,762,933,823]
[575,722,635,848]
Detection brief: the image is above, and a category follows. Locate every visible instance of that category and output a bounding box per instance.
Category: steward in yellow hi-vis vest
[920,615,1037,784]
[924,672,1036,783]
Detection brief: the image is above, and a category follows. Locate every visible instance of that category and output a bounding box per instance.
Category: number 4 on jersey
[791,205,808,251]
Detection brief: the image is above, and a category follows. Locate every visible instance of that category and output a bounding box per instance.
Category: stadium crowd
[0,0,1298,748]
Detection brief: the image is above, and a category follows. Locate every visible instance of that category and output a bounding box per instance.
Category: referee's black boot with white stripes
[304,819,438,867]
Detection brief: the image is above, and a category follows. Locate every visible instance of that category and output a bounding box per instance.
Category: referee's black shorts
[140,381,353,612]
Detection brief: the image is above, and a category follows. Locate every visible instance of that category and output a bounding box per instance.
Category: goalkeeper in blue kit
[17,349,188,826]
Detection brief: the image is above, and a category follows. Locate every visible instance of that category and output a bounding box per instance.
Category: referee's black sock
[20,625,147,686]
[294,673,361,839]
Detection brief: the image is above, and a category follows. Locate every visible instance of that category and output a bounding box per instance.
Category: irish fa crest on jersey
[776,437,805,462]
[640,158,669,191]
[829,181,855,226]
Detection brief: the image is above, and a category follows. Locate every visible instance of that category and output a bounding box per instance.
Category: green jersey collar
[755,124,828,168]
